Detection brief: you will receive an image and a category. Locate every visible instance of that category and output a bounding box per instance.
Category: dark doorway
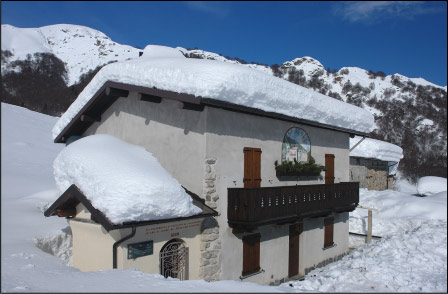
[288,224,300,278]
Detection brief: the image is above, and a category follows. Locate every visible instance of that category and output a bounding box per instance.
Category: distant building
[45,45,373,285]
[349,136,403,190]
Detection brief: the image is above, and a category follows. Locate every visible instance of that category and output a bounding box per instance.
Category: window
[324,217,334,248]
[242,233,260,276]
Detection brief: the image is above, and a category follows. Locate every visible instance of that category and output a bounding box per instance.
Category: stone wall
[199,158,221,281]
[349,157,394,190]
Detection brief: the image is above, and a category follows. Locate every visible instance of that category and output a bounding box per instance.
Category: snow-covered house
[349,136,403,190]
[46,45,374,285]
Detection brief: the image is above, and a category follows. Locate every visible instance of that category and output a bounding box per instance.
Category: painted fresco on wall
[282,128,311,163]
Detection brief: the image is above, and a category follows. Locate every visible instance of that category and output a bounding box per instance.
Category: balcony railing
[228,182,359,229]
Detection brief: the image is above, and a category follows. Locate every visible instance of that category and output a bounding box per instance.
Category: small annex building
[45,134,217,279]
[46,45,374,285]
[349,136,403,191]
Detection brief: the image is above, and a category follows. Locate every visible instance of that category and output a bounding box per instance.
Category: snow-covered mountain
[1,24,139,85]
[1,24,446,180]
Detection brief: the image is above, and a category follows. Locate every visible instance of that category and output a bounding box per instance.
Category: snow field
[1,103,446,292]
[287,220,446,292]
[350,188,447,237]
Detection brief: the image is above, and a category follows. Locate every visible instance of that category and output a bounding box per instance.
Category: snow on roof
[53,134,202,224]
[52,45,374,139]
[350,136,403,163]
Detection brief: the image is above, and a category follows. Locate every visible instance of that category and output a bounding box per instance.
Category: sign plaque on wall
[127,240,153,259]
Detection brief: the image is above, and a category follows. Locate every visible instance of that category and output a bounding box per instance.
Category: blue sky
[2,1,447,86]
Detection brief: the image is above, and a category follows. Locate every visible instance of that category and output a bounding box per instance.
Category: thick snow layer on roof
[53,134,202,224]
[350,135,403,163]
[417,176,447,196]
[52,45,374,139]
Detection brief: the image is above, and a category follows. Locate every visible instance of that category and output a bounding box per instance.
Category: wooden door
[242,234,260,276]
[288,224,300,278]
[243,147,262,188]
[324,217,334,248]
[325,154,335,184]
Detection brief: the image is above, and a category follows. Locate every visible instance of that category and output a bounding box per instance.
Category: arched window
[281,128,311,163]
[159,238,189,280]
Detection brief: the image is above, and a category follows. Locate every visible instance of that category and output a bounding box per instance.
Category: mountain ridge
[1,24,446,180]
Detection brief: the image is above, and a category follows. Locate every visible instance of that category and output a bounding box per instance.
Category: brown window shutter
[324,217,334,247]
[325,154,335,184]
[243,147,262,188]
[243,148,252,188]
[253,149,262,188]
[242,233,261,276]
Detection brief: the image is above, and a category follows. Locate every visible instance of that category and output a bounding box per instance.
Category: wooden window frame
[323,217,335,249]
[242,233,261,276]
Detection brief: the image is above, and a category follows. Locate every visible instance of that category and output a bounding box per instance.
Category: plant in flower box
[275,156,327,177]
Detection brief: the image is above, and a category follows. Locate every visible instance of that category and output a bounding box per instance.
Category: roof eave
[44,184,218,232]
[54,81,371,143]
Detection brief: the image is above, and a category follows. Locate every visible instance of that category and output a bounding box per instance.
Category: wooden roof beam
[178,101,204,112]
[57,208,77,217]
[105,87,129,98]
[137,93,162,103]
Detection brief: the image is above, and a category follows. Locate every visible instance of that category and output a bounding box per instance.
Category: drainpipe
[350,136,366,152]
[113,226,136,269]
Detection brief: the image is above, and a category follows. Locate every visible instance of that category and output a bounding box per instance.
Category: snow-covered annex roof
[46,134,216,229]
[350,136,403,163]
[52,45,374,142]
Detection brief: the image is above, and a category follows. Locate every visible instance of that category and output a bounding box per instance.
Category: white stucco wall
[83,93,207,195]
[203,106,350,283]
[117,219,203,280]
[222,213,349,285]
[299,212,349,275]
[69,212,204,279]
[79,92,352,284]
[69,219,119,271]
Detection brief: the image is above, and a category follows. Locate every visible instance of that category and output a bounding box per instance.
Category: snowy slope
[1,24,139,85]
[1,102,446,292]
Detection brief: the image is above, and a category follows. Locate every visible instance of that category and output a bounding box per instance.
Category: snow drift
[53,134,202,224]
[52,45,375,140]
[417,176,447,196]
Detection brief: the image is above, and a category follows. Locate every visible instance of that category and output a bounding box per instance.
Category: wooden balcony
[228,182,359,229]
